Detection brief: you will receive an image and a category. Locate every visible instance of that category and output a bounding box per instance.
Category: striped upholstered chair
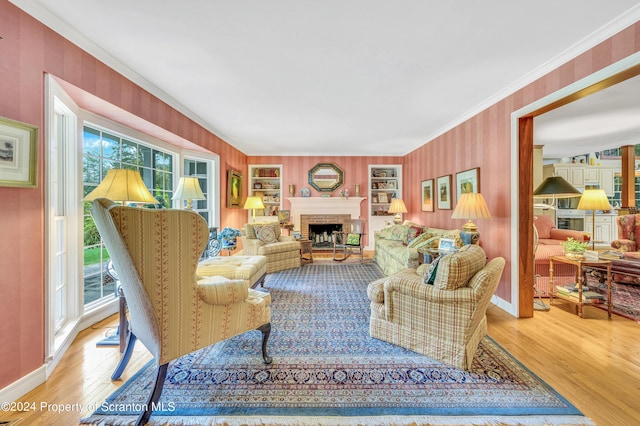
[91,198,272,425]
[367,244,505,370]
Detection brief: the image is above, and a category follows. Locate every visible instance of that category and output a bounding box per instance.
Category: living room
[2,1,640,425]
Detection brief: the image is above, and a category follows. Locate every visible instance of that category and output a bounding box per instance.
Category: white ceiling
[535,74,640,159]
[11,0,640,156]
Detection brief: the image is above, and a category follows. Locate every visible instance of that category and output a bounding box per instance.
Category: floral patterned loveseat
[374,221,462,276]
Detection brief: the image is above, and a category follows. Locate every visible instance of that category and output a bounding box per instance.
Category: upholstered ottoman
[197,255,268,288]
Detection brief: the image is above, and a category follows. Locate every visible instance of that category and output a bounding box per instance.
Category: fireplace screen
[309,223,342,248]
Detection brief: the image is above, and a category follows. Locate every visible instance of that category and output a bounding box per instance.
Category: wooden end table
[549,255,612,318]
[300,239,313,265]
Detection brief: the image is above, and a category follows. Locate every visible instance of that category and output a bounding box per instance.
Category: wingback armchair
[611,213,640,252]
[91,199,272,425]
[241,221,301,273]
[367,244,505,370]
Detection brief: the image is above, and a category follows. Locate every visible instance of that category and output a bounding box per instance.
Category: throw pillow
[423,255,443,285]
[404,225,424,246]
[433,244,486,290]
[407,232,433,248]
[346,233,361,246]
[255,225,277,244]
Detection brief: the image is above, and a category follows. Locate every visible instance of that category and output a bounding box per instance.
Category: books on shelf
[555,284,604,303]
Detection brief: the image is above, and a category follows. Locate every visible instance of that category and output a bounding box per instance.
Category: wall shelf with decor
[368,165,402,249]
[248,164,283,220]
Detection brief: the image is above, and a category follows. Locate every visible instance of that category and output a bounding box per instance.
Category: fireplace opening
[309,223,342,249]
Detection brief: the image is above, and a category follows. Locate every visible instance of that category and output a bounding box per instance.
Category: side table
[549,255,612,318]
[300,239,313,265]
[417,247,439,265]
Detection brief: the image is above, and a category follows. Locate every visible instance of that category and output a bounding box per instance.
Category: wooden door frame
[514,55,640,318]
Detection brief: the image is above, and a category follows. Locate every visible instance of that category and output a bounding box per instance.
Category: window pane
[121,140,141,166]
[83,127,101,156]
[83,155,101,184]
[102,132,121,160]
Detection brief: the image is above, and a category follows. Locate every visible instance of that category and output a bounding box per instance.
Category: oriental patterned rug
[82,262,592,425]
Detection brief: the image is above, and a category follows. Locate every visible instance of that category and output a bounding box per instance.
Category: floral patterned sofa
[374,221,462,276]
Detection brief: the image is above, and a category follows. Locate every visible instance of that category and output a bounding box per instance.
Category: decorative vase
[564,250,585,260]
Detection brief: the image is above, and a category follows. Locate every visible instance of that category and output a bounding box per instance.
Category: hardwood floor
[1,296,639,425]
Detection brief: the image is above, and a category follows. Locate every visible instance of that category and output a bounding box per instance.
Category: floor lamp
[577,188,612,250]
[533,176,582,311]
[84,169,158,377]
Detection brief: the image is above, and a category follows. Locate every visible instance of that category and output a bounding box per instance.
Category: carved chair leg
[111,332,137,380]
[136,362,169,426]
[257,323,273,364]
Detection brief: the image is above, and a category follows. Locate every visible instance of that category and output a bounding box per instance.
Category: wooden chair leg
[136,362,169,426]
[111,332,137,380]
[258,323,273,364]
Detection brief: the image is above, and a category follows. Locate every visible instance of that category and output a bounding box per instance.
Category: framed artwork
[455,167,479,200]
[226,169,243,208]
[0,116,38,188]
[278,209,290,224]
[436,175,452,210]
[378,192,388,203]
[438,238,457,254]
[421,179,434,212]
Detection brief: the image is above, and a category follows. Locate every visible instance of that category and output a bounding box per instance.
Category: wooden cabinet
[543,163,617,195]
[248,164,282,219]
[584,214,616,247]
[368,165,402,248]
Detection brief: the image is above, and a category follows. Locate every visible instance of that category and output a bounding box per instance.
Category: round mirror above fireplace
[308,163,344,192]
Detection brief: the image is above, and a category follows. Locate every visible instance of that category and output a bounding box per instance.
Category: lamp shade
[451,193,491,245]
[451,193,491,222]
[533,176,582,198]
[243,196,265,210]
[577,189,611,211]
[388,198,408,214]
[85,169,157,203]
[172,177,205,202]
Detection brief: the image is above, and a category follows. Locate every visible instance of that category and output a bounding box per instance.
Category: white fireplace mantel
[287,197,366,231]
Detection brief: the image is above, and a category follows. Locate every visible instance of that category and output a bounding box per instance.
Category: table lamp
[172,176,206,209]
[244,196,265,222]
[451,193,491,244]
[577,188,612,250]
[84,168,157,204]
[388,198,407,224]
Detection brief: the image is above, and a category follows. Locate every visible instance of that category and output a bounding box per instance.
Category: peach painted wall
[0,2,248,389]
[404,22,640,302]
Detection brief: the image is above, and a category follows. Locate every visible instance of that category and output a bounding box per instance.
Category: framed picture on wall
[226,169,243,208]
[436,175,452,210]
[455,167,479,200]
[421,179,434,212]
[0,116,38,188]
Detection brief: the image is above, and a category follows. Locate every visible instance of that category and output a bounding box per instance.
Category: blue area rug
[82,262,591,425]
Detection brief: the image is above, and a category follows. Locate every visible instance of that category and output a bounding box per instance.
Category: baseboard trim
[0,365,47,404]
[0,299,118,403]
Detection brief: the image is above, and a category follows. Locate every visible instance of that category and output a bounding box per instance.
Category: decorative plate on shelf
[301,187,311,198]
